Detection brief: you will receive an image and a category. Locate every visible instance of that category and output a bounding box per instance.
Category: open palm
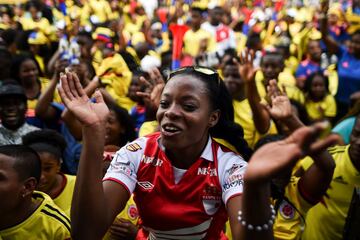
[265,79,292,120]
[268,95,292,120]
[58,71,109,126]
[238,49,257,83]
[245,124,339,183]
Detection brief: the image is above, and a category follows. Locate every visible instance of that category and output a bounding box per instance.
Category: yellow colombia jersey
[103,195,139,240]
[97,53,135,111]
[225,176,312,240]
[302,145,360,240]
[233,99,277,149]
[0,191,71,240]
[183,28,215,57]
[26,77,61,118]
[82,0,112,24]
[27,77,61,110]
[273,176,313,240]
[255,71,305,104]
[305,94,337,122]
[53,174,76,217]
[19,17,52,36]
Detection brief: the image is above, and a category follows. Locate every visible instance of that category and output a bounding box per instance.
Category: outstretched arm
[58,71,129,240]
[299,136,336,204]
[238,49,271,134]
[35,59,68,121]
[319,0,340,55]
[228,124,338,240]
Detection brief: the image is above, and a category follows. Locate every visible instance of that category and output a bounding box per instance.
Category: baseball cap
[0,81,26,100]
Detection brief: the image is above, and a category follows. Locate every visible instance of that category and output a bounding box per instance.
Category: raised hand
[58,70,109,126]
[238,49,258,83]
[244,123,339,183]
[136,68,165,112]
[264,80,292,120]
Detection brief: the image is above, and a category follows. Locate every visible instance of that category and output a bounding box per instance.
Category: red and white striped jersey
[104,132,247,239]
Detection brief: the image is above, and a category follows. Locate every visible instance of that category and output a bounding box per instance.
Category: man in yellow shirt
[183,7,215,58]
[302,113,360,240]
[0,145,71,239]
[82,0,112,25]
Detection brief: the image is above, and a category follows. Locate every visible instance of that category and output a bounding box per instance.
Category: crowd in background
[0,0,360,239]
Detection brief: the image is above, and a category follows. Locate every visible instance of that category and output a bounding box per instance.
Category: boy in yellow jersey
[237,49,282,138]
[302,113,360,240]
[22,129,76,217]
[183,7,215,58]
[222,56,277,148]
[0,145,71,239]
[255,51,304,104]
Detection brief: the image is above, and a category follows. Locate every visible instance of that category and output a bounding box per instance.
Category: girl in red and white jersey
[58,67,338,240]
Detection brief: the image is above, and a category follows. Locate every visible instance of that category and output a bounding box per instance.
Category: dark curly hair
[22,129,67,161]
[108,104,137,147]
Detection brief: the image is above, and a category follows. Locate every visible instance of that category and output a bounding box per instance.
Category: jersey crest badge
[202,184,222,215]
[128,204,139,220]
[279,201,295,220]
[126,143,142,152]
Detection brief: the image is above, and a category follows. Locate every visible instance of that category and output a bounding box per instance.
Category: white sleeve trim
[217,149,247,204]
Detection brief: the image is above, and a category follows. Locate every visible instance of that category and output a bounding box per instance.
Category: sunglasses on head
[168,66,220,85]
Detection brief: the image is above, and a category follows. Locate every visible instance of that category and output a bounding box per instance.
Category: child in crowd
[128,70,147,135]
[22,129,76,217]
[304,72,337,123]
[0,145,71,239]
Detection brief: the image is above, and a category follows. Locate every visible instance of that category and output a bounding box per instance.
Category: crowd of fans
[0,0,360,239]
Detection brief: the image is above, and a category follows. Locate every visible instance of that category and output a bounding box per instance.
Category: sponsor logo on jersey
[113,164,133,177]
[197,167,217,176]
[279,201,295,219]
[109,160,134,178]
[222,174,243,191]
[138,181,154,190]
[225,164,244,175]
[126,143,142,152]
[128,204,139,220]
[141,155,163,167]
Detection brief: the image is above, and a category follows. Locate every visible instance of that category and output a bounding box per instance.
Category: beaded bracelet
[237,204,276,231]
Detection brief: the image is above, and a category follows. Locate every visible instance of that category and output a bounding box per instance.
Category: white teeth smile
[164,126,180,132]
